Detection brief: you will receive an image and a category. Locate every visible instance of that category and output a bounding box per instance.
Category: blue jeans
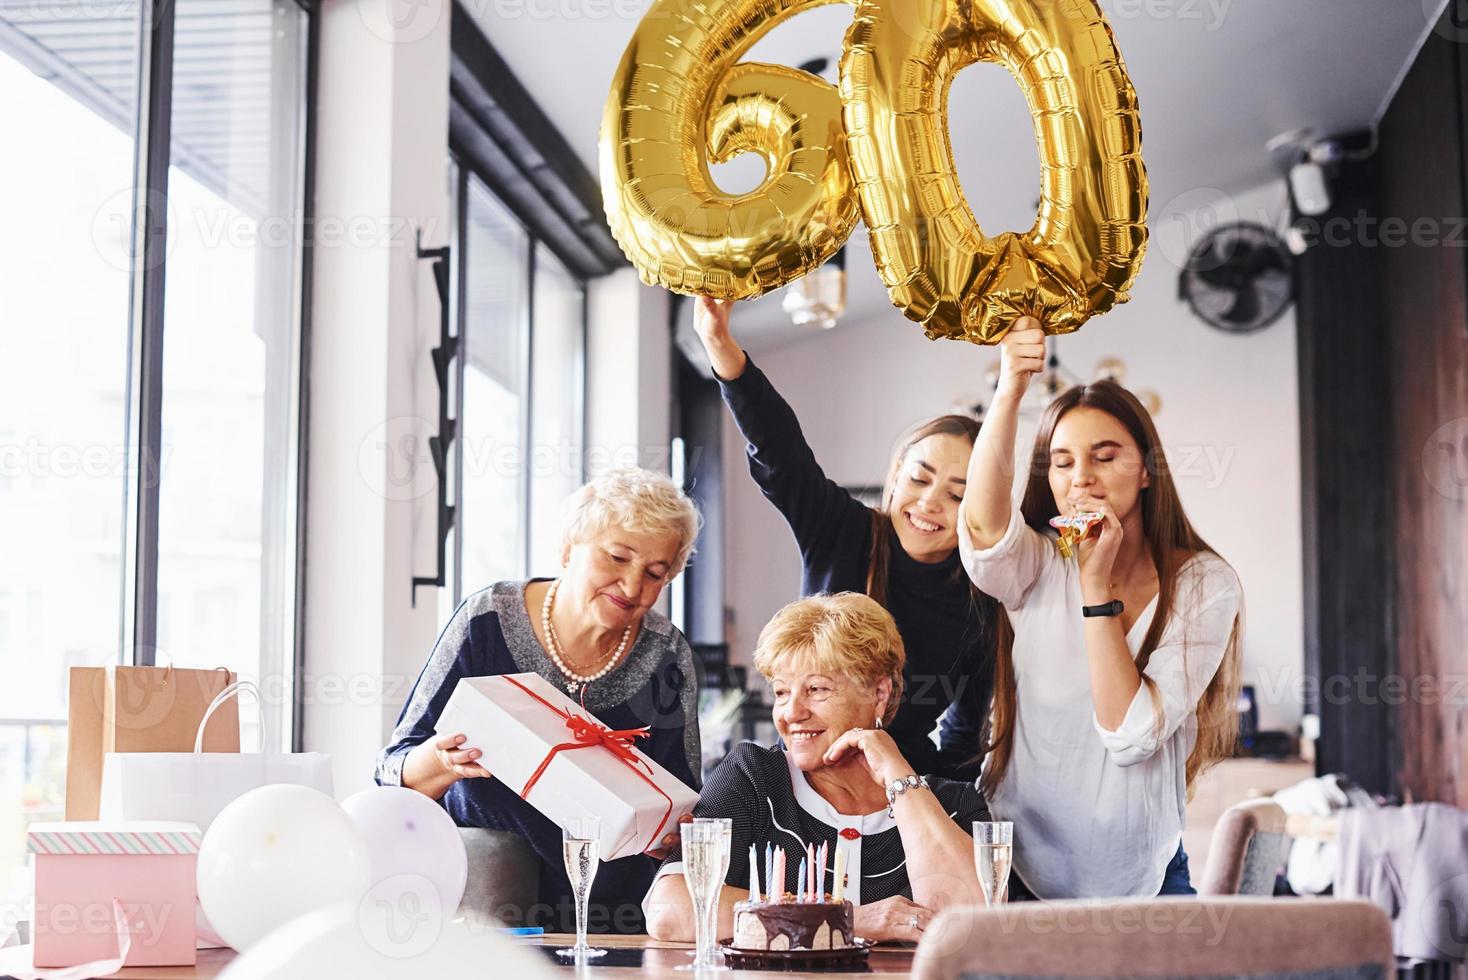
[1157,841,1196,895]
[1008,841,1196,899]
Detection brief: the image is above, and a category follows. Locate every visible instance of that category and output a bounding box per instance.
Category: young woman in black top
[694,297,999,780]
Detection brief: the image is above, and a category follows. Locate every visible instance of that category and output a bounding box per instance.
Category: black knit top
[652,742,989,905]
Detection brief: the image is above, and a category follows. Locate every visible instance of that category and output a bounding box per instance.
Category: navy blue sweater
[720,360,998,780]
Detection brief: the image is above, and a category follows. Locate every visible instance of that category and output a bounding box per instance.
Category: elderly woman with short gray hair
[377,467,703,935]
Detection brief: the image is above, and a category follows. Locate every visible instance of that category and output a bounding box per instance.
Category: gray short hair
[561,468,701,574]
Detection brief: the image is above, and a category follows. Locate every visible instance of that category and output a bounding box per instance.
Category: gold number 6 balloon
[600,0,1148,343]
[599,0,859,300]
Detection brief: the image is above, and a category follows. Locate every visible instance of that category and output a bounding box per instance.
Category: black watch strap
[1083,599,1125,618]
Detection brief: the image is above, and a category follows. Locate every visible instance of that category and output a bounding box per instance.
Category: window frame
[446,154,590,604]
[112,0,319,751]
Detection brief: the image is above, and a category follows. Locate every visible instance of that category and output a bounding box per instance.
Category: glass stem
[576,891,589,950]
[694,894,716,966]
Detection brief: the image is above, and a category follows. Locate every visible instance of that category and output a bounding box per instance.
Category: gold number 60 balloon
[600,0,1148,344]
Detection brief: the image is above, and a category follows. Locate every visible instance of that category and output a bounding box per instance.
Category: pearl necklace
[540,578,633,695]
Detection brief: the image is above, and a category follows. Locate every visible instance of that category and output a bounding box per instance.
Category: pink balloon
[340,786,468,920]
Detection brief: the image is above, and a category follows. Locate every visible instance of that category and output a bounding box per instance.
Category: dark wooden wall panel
[1297,7,1468,804]
[1294,154,1394,794]
[1379,28,1468,809]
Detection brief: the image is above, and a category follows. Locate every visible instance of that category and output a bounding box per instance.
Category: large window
[154,0,309,750]
[460,176,529,595]
[0,0,312,900]
[0,0,140,902]
[451,168,587,601]
[528,245,586,572]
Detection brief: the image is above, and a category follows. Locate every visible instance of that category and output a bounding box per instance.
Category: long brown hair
[980,381,1242,799]
[864,416,997,653]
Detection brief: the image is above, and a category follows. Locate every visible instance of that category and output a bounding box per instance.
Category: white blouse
[958,507,1243,898]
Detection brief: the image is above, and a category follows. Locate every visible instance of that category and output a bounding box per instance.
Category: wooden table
[4,934,914,979]
[527,933,916,977]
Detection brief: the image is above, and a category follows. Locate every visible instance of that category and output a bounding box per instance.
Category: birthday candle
[832,846,847,902]
[807,843,815,898]
[817,841,827,898]
[764,842,773,900]
[774,848,786,901]
[749,843,760,902]
[796,856,806,902]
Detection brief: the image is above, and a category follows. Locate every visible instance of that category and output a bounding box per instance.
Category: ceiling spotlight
[1093,356,1127,384]
[783,247,847,330]
[1289,158,1331,216]
[1269,129,1342,217]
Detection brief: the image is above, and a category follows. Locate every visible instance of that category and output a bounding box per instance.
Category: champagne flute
[558,816,606,958]
[695,818,731,965]
[973,821,1013,907]
[676,819,731,972]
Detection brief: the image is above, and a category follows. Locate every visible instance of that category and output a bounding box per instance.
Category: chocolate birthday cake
[732,896,854,951]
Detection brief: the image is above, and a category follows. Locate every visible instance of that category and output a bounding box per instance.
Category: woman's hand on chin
[820,727,913,788]
[853,895,933,944]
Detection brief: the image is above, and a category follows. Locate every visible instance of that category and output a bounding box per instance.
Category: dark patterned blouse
[648,742,987,911]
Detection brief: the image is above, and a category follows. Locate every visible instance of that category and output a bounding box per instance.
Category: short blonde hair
[561,468,701,574]
[752,593,906,725]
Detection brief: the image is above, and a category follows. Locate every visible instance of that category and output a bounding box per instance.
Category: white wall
[584,267,676,618]
[303,0,452,796]
[722,182,1305,731]
[586,267,673,476]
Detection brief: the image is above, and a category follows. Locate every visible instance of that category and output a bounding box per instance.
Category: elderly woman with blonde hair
[377,467,703,935]
[644,593,989,944]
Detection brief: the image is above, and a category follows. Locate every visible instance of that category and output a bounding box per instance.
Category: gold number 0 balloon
[842,0,1148,343]
[599,0,859,300]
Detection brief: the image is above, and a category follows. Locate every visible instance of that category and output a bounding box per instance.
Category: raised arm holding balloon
[693,296,999,781]
[958,327,1245,900]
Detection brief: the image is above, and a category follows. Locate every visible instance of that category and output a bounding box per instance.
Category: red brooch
[839,828,861,840]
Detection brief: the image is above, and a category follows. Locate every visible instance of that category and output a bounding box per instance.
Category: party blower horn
[1049,512,1105,559]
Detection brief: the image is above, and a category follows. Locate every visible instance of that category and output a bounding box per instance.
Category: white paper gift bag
[99,680,333,829]
[436,672,699,861]
[97,680,334,948]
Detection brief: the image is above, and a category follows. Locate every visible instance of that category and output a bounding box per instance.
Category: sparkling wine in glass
[558,816,606,958]
[676,819,731,972]
[973,820,1013,907]
[697,818,731,965]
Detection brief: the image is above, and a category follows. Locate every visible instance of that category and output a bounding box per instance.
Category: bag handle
[194,679,264,754]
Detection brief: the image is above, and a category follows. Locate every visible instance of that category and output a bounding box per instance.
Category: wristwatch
[1083,599,1125,618]
[885,773,929,816]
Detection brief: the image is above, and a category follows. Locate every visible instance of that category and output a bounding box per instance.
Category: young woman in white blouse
[958,317,1244,899]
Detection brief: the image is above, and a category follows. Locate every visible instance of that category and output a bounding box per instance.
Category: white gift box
[436,672,699,860]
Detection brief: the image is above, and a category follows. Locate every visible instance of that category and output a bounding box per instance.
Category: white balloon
[218,902,558,980]
[340,786,468,920]
[197,785,370,951]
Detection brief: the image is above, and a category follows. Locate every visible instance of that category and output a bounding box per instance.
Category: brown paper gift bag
[64,666,241,820]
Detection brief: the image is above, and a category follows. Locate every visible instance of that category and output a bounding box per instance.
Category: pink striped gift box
[28,821,202,968]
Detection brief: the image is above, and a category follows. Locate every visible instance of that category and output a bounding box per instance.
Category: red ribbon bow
[504,675,675,854]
